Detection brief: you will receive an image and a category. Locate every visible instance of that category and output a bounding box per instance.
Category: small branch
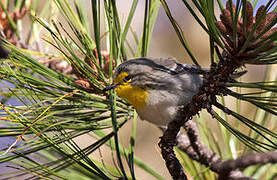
[182,121,222,168]
[175,120,277,180]
[159,54,241,179]
[220,151,277,170]
[216,151,277,179]
[178,121,252,180]
[159,112,189,180]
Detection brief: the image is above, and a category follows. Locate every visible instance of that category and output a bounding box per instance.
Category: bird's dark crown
[114,58,177,79]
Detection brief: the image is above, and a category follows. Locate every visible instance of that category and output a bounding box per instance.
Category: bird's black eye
[123,75,132,82]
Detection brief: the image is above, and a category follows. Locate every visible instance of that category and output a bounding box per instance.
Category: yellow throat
[114,72,147,110]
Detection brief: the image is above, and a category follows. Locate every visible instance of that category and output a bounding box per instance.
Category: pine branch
[159,48,241,179]
[176,120,277,180]
[160,120,277,179]
[158,1,277,178]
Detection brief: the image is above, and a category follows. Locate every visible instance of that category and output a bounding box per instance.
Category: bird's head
[104,58,175,109]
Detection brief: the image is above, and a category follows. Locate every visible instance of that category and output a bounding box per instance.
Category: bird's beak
[103,83,118,92]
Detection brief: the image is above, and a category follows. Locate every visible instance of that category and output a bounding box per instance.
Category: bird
[104,57,204,126]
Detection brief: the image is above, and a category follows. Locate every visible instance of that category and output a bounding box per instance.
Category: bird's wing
[150,57,246,78]
[152,57,209,75]
[150,57,178,70]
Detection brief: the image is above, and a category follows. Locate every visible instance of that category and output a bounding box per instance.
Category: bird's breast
[115,84,148,110]
[136,89,180,126]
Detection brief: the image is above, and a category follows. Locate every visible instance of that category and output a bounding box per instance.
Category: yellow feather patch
[114,72,147,109]
[114,72,129,84]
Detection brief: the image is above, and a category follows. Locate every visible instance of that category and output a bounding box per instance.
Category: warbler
[104,57,206,126]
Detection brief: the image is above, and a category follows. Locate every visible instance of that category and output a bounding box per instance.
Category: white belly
[136,90,181,126]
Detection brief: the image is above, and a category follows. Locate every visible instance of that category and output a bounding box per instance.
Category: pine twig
[158,1,277,178]
[177,121,253,180]
[159,52,241,179]
[161,120,277,179]
[159,114,189,180]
